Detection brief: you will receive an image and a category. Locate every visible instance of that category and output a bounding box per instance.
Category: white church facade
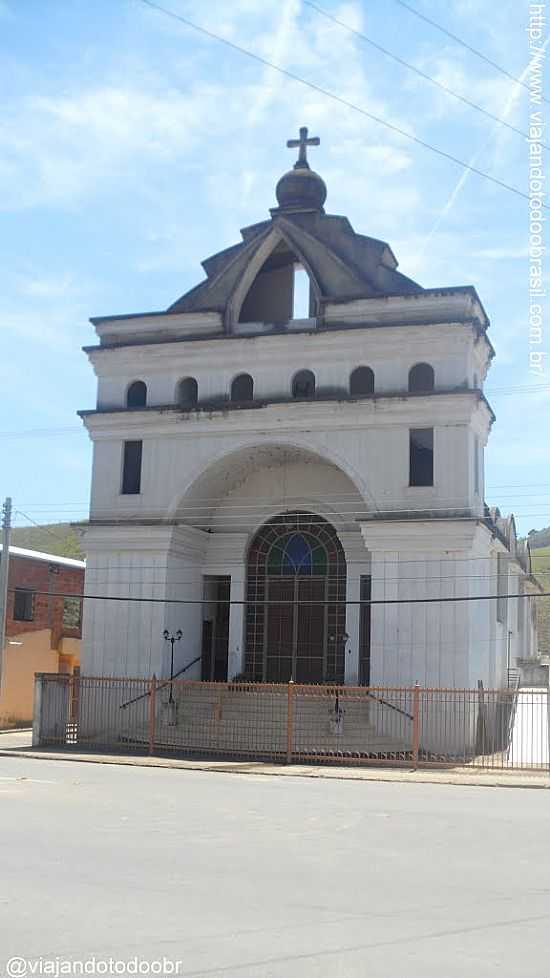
[80,129,535,691]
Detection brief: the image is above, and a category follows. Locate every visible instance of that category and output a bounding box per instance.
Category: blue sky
[0,0,548,536]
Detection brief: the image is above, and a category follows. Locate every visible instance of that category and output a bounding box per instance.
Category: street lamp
[163,629,182,704]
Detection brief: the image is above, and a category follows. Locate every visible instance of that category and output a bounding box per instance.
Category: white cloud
[472,247,529,260]
[247,0,301,124]
[0,85,211,209]
[0,0,427,234]
[18,274,75,298]
[1,305,94,354]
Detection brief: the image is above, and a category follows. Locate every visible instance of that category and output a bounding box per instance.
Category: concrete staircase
[124,684,412,759]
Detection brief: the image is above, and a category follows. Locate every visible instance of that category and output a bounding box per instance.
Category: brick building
[0,546,85,726]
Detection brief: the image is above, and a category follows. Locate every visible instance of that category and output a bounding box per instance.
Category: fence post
[149,675,157,756]
[475,679,488,757]
[286,680,295,764]
[412,683,421,770]
[32,673,44,747]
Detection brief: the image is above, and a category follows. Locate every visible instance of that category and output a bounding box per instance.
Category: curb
[1,747,549,790]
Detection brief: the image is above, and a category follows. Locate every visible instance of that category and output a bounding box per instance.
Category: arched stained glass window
[267,532,327,576]
[246,512,347,683]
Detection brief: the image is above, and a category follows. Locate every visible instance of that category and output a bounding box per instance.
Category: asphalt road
[0,755,549,978]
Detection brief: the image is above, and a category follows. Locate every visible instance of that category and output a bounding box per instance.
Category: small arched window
[231,373,254,402]
[126,380,147,408]
[292,369,315,399]
[408,363,435,393]
[350,366,375,396]
[178,377,198,406]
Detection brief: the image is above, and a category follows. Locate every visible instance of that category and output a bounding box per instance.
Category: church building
[80,128,534,690]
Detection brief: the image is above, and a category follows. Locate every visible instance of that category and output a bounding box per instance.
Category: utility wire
[136,0,542,207]
[51,515,550,530]
[393,0,550,104]
[12,505,550,523]
[14,509,77,540]
[67,569,550,586]
[12,496,550,513]
[2,384,549,440]
[13,490,550,507]
[304,0,549,149]
[0,426,83,439]
[35,554,550,569]
[7,586,550,606]
[14,489,550,505]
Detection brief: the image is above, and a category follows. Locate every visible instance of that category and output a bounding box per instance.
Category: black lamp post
[163,629,182,704]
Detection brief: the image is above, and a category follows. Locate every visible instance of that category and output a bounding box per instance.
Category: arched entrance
[245,512,347,683]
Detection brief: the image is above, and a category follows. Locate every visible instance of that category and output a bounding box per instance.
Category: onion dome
[274,125,327,212]
[276,165,327,212]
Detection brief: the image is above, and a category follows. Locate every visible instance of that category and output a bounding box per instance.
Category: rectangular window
[292,265,311,319]
[63,596,82,629]
[359,575,371,686]
[122,440,142,494]
[409,428,434,486]
[496,554,508,624]
[13,589,34,622]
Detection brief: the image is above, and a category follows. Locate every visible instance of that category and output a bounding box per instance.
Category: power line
[393,0,550,104]
[41,552,550,569]
[13,483,550,502]
[71,509,550,522]
[13,509,83,547]
[136,0,543,208]
[67,570,550,587]
[2,385,549,440]
[0,426,83,439]
[12,496,550,517]
[1,387,548,441]
[18,496,546,514]
[7,586,550,607]
[304,0,549,149]
[12,506,550,528]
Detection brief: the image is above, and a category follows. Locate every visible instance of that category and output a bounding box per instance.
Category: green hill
[10,523,84,560]
[529,526,550,548]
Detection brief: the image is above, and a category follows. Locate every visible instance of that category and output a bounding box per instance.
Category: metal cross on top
[287,126,320,168]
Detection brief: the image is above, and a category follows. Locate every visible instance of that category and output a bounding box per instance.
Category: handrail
[120,656,202,710]
[366,691,414,721]
[227,682,414,720]
[505,673,521,747]
[118,668,415,718]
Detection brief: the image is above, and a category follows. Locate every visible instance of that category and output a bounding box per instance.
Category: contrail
[419,39,549,256]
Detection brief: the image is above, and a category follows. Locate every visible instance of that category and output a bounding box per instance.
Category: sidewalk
[1,730,549,789]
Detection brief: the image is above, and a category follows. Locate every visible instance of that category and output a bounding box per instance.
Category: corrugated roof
[0,544,85,569]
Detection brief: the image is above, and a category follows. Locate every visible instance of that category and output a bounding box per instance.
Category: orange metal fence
[33,673,550,772]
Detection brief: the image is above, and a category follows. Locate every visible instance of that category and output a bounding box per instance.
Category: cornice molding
[80,392,492,440]
[84,319,476,363]
[361,519,479,553]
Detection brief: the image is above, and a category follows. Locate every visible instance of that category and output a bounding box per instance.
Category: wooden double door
[264,577,327,683]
